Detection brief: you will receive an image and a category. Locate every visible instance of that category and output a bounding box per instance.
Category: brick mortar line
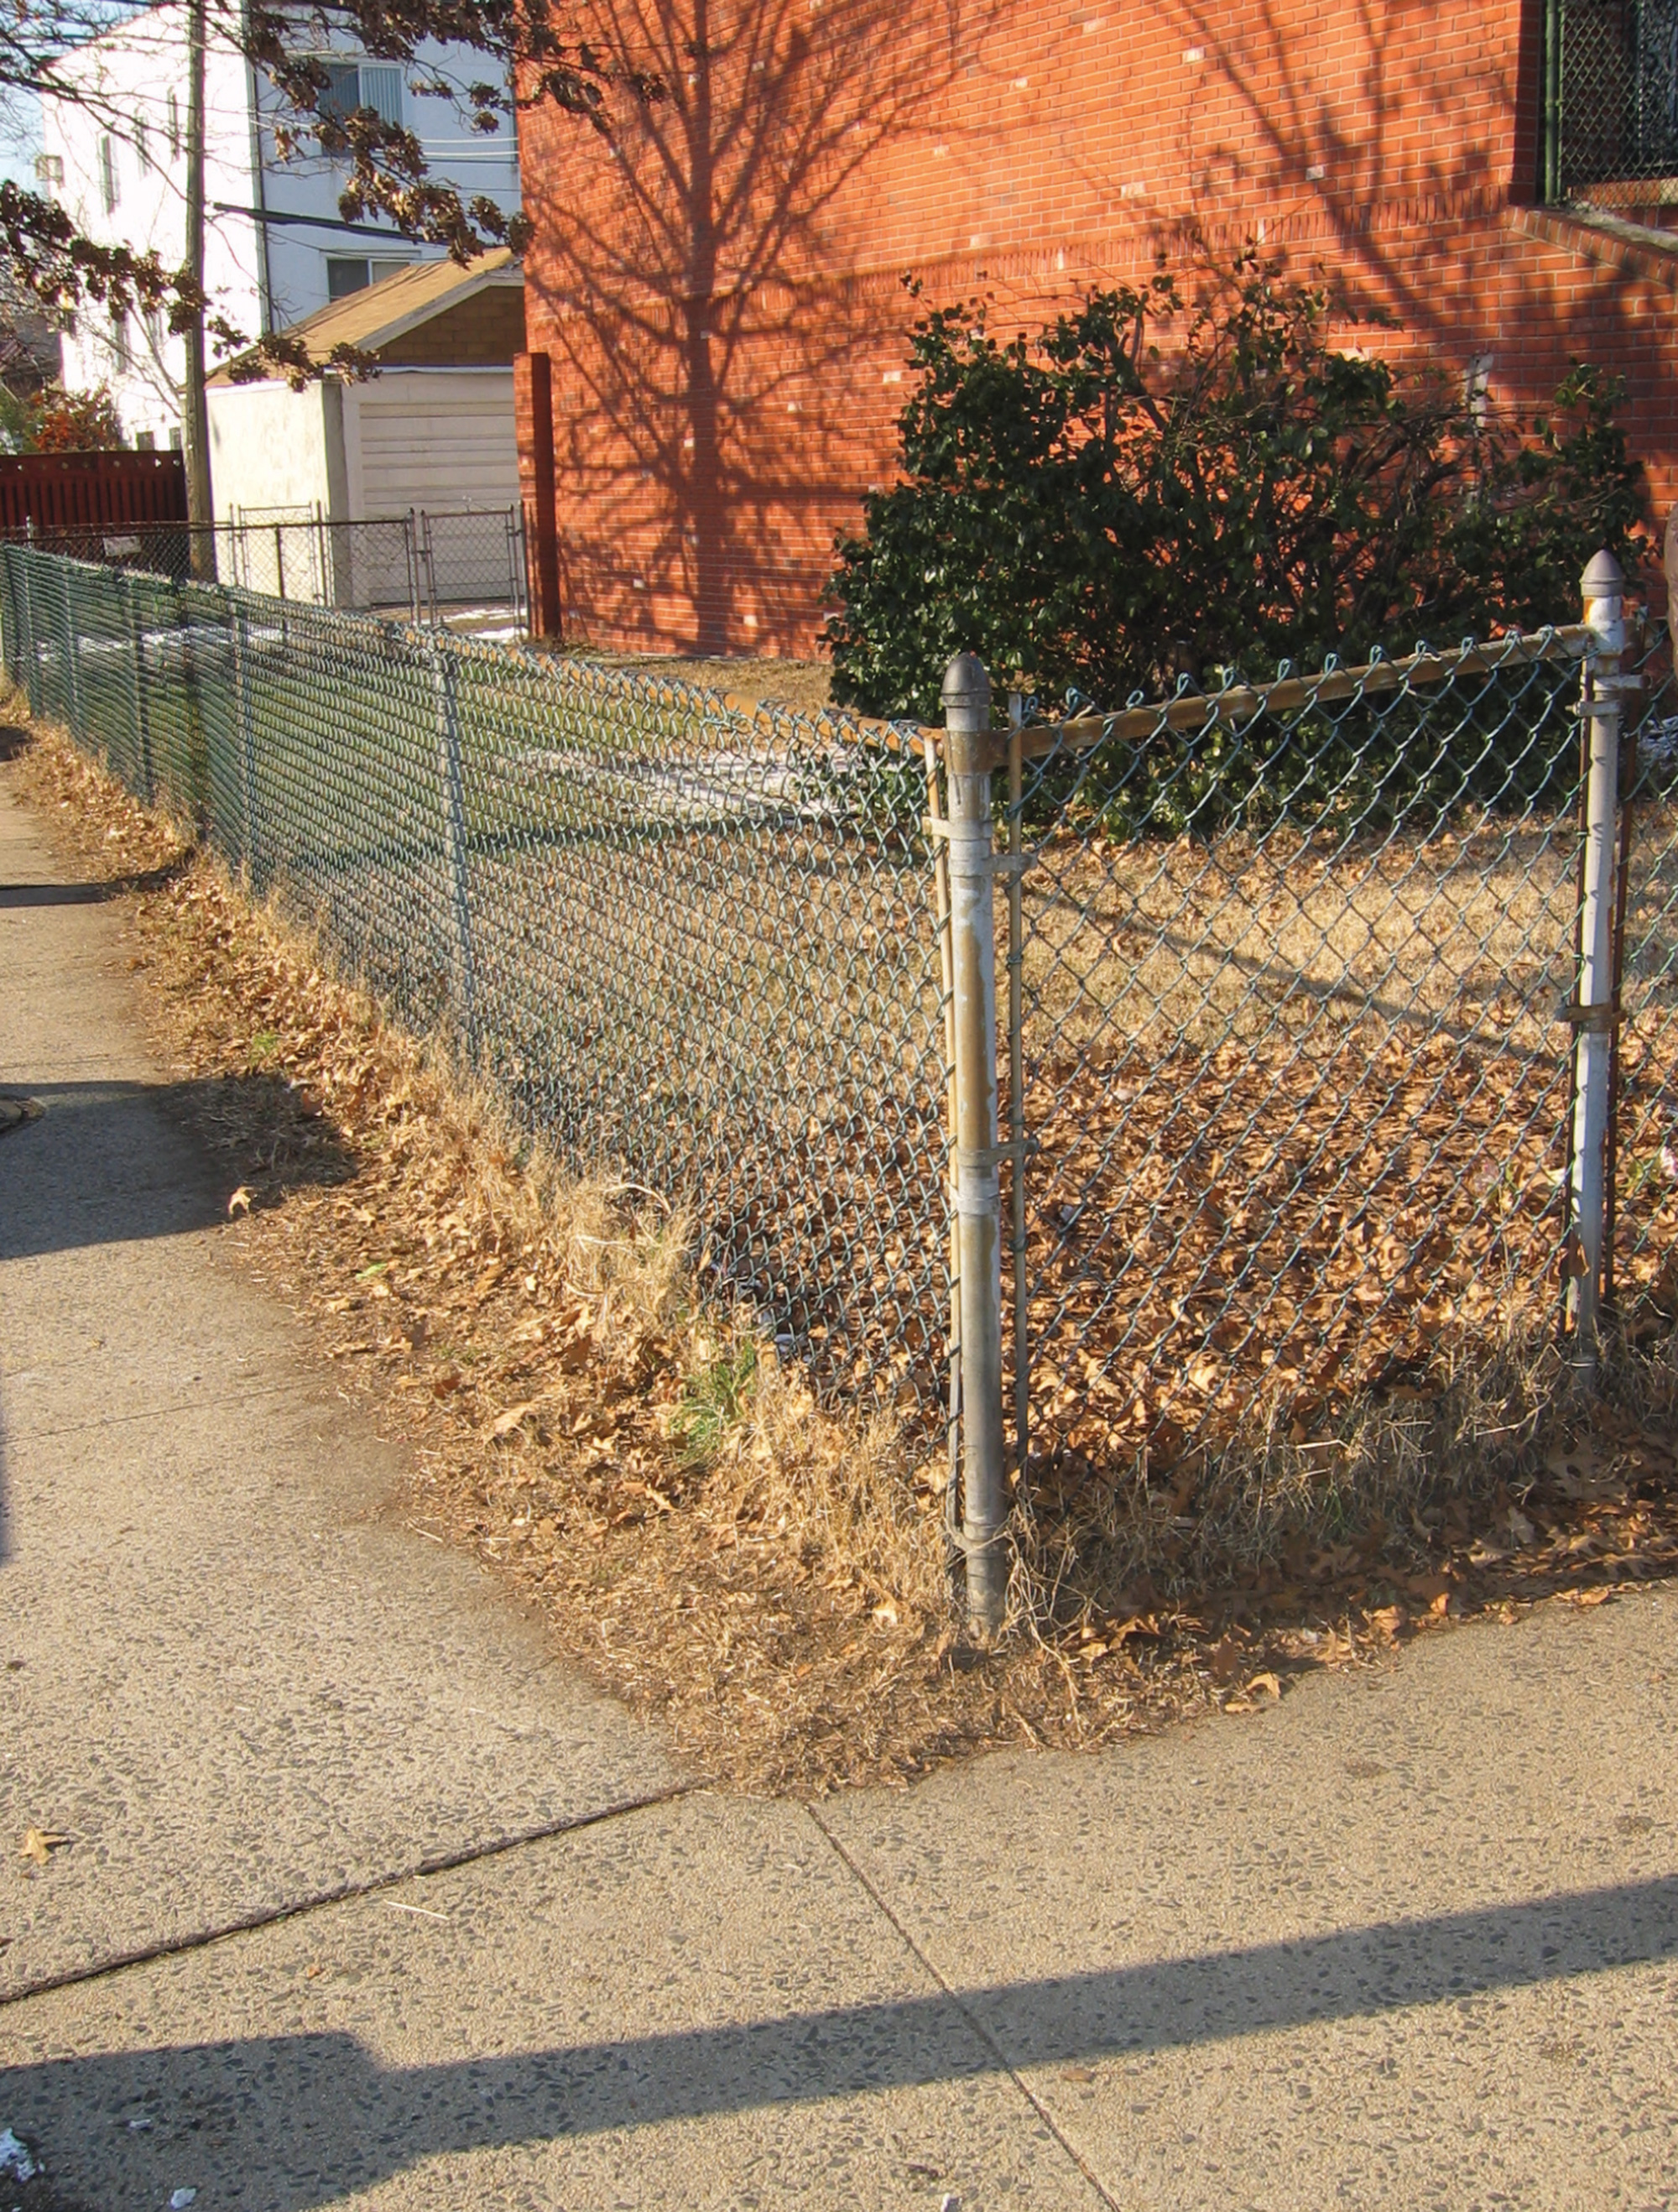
[0,1779,704,2011]
[804,1803,1124,2212]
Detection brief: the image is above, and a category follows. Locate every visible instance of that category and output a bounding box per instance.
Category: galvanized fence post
[430,634,478,1056]
[1567,549,1626,1373]
[20,550,39,719]
[230,597,260,877]
[126,571,154,806]
[60,560,81,738]
[942,651,1008,1630]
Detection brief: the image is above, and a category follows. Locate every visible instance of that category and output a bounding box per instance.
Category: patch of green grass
[669,1338,758,1469]
[249,1027,281,1063]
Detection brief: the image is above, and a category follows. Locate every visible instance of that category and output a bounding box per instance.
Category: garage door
[350,369,521,604]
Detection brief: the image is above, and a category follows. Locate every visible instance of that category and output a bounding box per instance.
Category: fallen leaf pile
[14,712,1678,1790]
[1012,823,1678,1475]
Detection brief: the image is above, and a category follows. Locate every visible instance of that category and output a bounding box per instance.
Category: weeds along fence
[7,541,1678,1626]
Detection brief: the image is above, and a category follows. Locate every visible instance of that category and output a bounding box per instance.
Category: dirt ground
[540,646,835,714]
[17,707,1678,1792]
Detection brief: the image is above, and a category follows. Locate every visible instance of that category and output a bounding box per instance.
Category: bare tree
[0,0,653,366]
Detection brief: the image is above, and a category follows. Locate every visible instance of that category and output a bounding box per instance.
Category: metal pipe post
[126,572,154,805]
[943,651,1007,1630]
[1568,549,1626,1372]
[231,603,259,878]
[61,563,81,736]
[420,514,440,628]
[431,636,478,1056]
[21,553,39,719]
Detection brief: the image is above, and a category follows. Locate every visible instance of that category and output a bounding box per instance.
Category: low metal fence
[2,504,529,635]
[5,540,1674,1630]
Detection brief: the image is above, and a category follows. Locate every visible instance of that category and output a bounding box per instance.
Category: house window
[326,253,411,298]
[110,305,130,369]
[98,134,118,214]
[143,305,164,354]
[34,153,63,189]
[136,117,149,171]
[167,91,180,159]
[320,60,404,127]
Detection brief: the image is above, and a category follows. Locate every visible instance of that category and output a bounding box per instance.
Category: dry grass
[1019,820,1585,1055]
[16,702,1678,1792]
[537,645,835,715]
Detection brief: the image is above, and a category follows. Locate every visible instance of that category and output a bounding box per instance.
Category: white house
[39,0,520,451]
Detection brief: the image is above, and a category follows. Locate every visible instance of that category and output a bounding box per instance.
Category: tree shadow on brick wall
[1099,0,1670,455]
[524,0,1001,655]
[1103,0,1509,328]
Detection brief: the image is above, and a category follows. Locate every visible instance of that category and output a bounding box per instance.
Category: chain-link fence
[0,543,950,1417]
[1,505,529,634]
[1543,0,1678,200]
[993,621,1678,1491]
[6,540,1675,1620]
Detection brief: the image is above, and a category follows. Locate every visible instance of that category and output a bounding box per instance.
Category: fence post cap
[1582,548,1624,597]
[941,650,991,723]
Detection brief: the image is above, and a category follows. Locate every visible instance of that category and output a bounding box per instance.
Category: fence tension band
[950,1137,1037,1171]
[1557,999,1621,1033]
[924,811,1034,875]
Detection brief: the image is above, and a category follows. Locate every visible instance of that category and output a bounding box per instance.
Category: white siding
[207,379,337,519]
[346,371,519,514]
[343,370,520,605]
[40,13,519,442]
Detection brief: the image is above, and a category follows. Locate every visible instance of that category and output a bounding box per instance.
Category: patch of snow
[0,2131,37,2183]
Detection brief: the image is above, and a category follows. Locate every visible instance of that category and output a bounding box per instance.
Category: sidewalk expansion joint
[0,1778,705,2011]
[805,1805,1123,2212]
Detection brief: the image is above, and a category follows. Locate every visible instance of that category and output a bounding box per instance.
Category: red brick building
[515,0,1678,658]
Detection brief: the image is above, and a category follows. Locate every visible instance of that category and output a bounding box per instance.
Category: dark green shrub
[826,253,1651,730]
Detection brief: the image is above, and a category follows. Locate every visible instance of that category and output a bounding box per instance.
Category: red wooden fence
[0,451,187,534]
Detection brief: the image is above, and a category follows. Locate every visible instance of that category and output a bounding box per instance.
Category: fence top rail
[0,536,1602,768]
[0,536,923,758]
[975,622,1601,769]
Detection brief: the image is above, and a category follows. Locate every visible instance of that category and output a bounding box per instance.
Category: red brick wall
[518,0,1675,658]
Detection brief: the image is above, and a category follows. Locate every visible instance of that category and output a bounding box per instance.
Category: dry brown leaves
[1011,812,1678,1483]
[15,708,1678,1794]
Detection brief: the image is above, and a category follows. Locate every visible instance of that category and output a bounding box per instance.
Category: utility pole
[183,0,214,579]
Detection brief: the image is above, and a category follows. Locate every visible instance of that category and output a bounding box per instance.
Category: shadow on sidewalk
[3,1876,1675,2200]
[0,871,182,909]
[0,1077,355,1264]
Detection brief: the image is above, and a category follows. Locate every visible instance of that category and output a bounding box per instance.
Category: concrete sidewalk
[3,753,1677,2210]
